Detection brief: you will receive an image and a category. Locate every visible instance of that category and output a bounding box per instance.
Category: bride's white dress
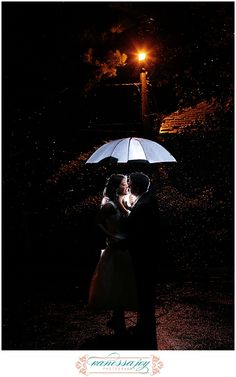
[88,200,138,311]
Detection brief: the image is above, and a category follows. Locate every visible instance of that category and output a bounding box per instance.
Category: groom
[127,172,160,349]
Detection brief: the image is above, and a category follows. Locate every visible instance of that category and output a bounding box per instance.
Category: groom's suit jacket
[126,190,160,318]
[127,191,160,273]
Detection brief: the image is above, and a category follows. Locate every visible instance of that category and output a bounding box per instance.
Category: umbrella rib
[140,139,149,161]
[128,137,132,160]
[110,138,125,158]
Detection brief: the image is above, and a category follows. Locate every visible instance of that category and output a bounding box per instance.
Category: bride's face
[118,177,129,195]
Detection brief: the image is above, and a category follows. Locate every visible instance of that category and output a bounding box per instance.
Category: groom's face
[128,179,138,196]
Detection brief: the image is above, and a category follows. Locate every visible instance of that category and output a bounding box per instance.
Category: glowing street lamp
[138,52,147,62]
[137,51,150,136]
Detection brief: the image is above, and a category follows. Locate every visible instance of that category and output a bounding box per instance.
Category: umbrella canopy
[86,137,177,164]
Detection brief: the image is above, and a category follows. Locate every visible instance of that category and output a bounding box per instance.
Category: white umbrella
[86,137,176,164]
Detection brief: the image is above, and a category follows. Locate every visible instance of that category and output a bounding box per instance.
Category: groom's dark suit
[127,190,160,349]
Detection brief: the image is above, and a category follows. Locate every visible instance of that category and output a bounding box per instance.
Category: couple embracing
[88,172,159,349]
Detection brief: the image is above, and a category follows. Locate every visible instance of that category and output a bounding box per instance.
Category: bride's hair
[103,174,126,202]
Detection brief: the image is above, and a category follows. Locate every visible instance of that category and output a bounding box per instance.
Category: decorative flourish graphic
[75,353,164,375]
[150,355,164,375]
[75,354,89,376]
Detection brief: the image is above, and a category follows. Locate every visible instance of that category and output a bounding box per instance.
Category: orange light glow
[138,52,147,62]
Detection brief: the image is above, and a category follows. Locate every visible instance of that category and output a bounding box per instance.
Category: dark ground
[2,266,234,350]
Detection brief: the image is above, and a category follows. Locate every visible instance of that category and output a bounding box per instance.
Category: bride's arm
[96,202,118,238]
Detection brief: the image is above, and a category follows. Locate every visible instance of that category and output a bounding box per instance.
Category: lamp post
[138,52,150,137]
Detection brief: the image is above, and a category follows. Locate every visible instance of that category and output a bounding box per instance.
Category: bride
[88,174,138,335]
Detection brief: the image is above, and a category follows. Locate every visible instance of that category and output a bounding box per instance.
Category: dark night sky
[3,1,233,119]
